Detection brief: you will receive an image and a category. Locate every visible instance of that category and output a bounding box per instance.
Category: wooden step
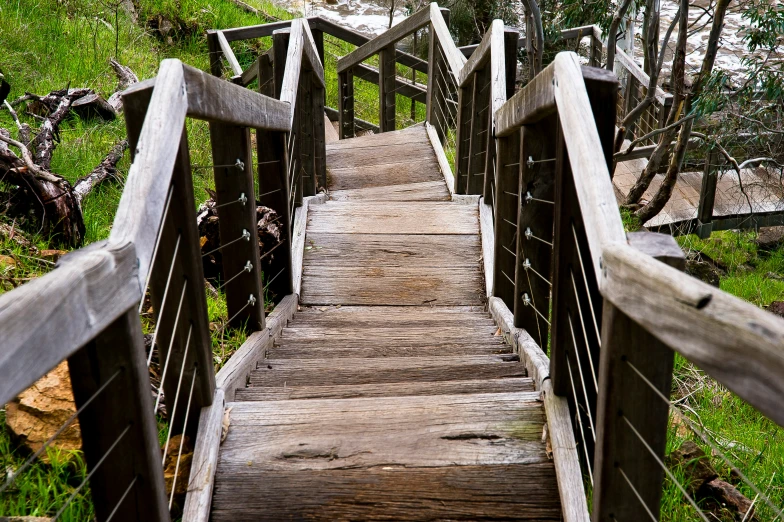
[306,202,478,235]
[235,377,535,401]
[268,342,512,359]
[329,181,450,202]
[328,159,443,190]
[292,305,494,327]
[303,233,480,268]
[211,393,558,520]
[300,265,484,306]
[211,464,561,521]
[249,355,525,387]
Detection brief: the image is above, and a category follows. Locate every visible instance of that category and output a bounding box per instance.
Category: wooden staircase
[210,125,561,520]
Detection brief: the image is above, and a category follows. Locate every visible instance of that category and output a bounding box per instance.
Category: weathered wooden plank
[0,242,139,406]
[325,142,436,169]
[336,6,432,73]
[269,341,512,359]
[113,60,187,287]
[292,306,493,327]
[480,199,495,298]
[601,242,784,426]
[553,52,626,276]
[249,355,526,387]
[216,30,243,76]
[429,5,466,83]
[182,388,225,522]
[121,63,292,132]
[306,202,478,235]
[302,233,479,267]
[236,377,534,401]
[328,181,450,201]
[300,265,483,306]
[292,194,326,297]
[218,392,545,470]
[337,69,355,139]
[326,123,427,147]
[495,60,555,137]
[378,43,396,132]
[67,308,169,522]
[211,463,560,521]
[425,121,456,195]
[327,161,442,190]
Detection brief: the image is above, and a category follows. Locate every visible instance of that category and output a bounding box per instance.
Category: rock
[163,434,193,513]
[767,301,784,318]
[667,440,718,488]
[754,226,784,250]
[686,257,722,287]
[4,362,81,458]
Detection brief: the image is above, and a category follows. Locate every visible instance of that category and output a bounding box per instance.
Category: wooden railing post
[208,121,266,331]
[298,68,316,196]
[592,232,686,521]
[426,32,444,141]
[272,28,290,97]
[67,308,170,522]
[455,82,472,195]
[697,145,720,238]
[207,31,222,77]
[513,120,557,347]
[314,81,327,190]
[379,43,397,132]
[123,91,214,437]
[311,27,325,65]
[492,129,521,309]
[256,52,294,298]
[467,67,490,195]
[338,68,355,139]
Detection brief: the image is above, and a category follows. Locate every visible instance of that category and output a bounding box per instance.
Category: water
[279,0,408,36]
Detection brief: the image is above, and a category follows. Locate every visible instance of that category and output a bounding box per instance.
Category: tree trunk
[636,0,731,223]
[605,0,635,72]
[624,0,688,205]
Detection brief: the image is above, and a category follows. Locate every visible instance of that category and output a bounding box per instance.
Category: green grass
[0,410,93,521]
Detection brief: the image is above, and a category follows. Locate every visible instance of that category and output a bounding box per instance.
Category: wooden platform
[211,127,560,520]
[614,156,784,230]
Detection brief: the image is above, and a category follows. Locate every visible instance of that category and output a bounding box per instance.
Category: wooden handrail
[429,4,465,83]
[336,4,433,74]
[601,242,784,426]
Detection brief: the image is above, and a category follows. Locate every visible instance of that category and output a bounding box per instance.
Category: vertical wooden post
[467,67,489,195]
[503,28,519,99]
[298,69,316,196]
[257,52,294,299]
[426,29,443,140]
[623,74,639,132]
[313,82,327,191]
[272,29,290,97]
[207,31,222,77]
[697,146,719,238]
[455,83,472,195]
[311,27,325,65]
[658,94,673,130]
[209,122,266,331]
[492,129,521,310]
[123,91,214,436]
[338,68,355,139]
[379,44,397,132]
[67,308,170,522]
[550,67,618,399]
[592,232,686,521]
[513,119,556,347]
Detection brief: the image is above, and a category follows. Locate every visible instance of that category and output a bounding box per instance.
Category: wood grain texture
[601,242,784,426]
[212,463,561,521]
[329,181,449,201]
[327,160,442,190]
[292,305,493,327]
[182,388,225,522]
[216,30,243,76]
[306,202,478,235]
[300,265,483,305]
[236,377,534,401]
[218,392,546,470]
[302,233,480,267]
[250,355,526,387]
[0,241,139,406]
[480,199,495,298]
